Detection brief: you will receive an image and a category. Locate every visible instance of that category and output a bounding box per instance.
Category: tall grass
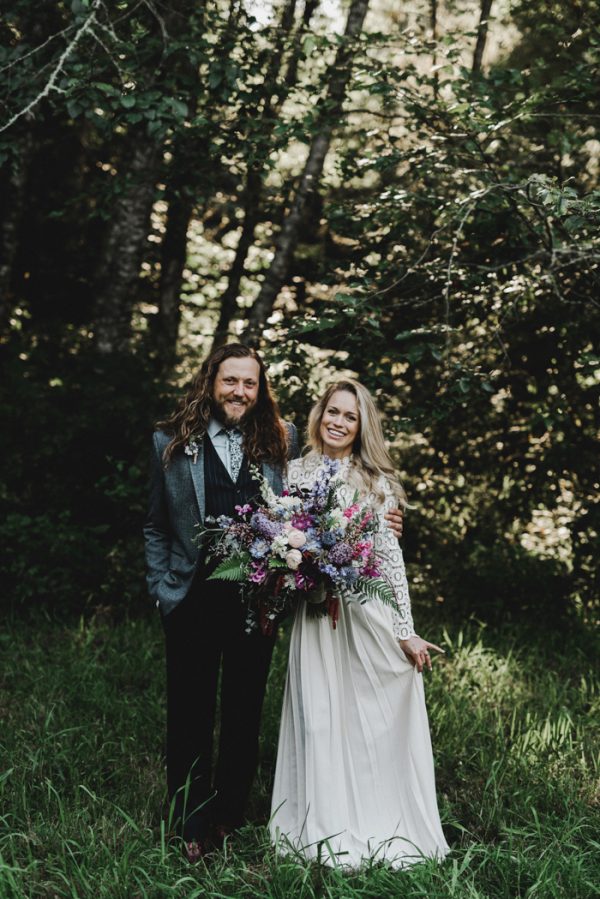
[1,610,598,898]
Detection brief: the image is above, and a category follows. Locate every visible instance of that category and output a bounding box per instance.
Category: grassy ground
[0,609,598,899]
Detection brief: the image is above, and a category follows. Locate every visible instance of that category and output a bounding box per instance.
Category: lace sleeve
[372,478,416,641]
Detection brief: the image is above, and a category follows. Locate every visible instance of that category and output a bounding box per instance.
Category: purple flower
[328,542,353,565]
[295,571,316,590]
[318,562,338,580]
[251,511,283,540]
[250,563,267,584]
[292,511,314,530]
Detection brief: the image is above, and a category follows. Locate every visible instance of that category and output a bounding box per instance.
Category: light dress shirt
[207,417,243,480]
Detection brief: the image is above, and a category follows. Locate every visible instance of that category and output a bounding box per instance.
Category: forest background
[1,1,599,896]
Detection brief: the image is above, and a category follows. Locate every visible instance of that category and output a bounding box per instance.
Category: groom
[143,343,402,858]
[144,343,296,857]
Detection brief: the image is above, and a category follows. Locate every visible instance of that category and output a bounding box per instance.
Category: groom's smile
[212,357,260,428]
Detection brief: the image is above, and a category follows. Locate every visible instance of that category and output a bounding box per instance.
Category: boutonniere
[184,435,202,464]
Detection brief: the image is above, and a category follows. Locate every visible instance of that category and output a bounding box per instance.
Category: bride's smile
[320,390,360,458]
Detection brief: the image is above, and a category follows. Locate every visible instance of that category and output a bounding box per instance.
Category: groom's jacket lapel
[188,440,206,523]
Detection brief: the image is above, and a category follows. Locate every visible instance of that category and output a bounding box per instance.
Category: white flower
[285,549,302,570]
[287,528,307,548]
[329,508,345,527]
[278,495,302,509]
[260,480,278,506]
[271,534,290,558]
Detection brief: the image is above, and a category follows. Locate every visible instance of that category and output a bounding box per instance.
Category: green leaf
[66,101,82,119]
[302,35,317,56]
[207,554,249,582]
[94,82,118,96]
[120,95,136,109]
[353,577,397,607]
[170,98,188,118]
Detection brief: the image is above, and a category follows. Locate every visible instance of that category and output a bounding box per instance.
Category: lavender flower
[328,542,353,565]
[318,562,338,580]
[251,511,283,540]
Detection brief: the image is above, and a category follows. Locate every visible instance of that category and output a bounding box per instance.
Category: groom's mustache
[211,398,256,423]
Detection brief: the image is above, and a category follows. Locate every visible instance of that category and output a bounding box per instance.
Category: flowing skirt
[270,596,449,869]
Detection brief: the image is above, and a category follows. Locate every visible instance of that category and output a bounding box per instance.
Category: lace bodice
[287,454,415,641]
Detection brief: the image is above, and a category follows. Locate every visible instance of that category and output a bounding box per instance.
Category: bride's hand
[399,635,444,673]
[384,507,403,538]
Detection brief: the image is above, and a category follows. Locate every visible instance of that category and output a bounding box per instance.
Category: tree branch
[0,0,102,134]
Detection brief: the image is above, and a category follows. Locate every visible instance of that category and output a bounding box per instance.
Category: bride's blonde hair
[306,379,407,506]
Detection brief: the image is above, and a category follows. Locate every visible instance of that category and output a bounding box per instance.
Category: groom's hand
[384,507,403,539]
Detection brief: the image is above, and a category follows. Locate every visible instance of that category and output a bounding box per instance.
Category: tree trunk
[472,0,494,76]
[241,0,370,346]
[0,121,34,333]
[284,0,319,88]
[211,168,262,350]
[93,139,161,355]
[93,0,204,356]
[149,1,243,362]
[430,0,439,98]
[154,86,201,364]
[210,0,322,352]
[155,179,196,362]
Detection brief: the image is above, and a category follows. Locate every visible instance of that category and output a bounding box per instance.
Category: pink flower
[235,503,253,516]
[287,528,307,549]
[343,503,360,519]
[250,563,267,583]
[353,539,374,560]
[295,571,315,590]
[292,512,313,529]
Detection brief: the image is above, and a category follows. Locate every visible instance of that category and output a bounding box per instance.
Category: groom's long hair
[157,344,289,467]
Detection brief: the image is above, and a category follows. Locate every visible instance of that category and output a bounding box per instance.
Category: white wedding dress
[270,455,449,869]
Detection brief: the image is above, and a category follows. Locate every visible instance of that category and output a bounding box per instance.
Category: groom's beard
[210,398,256,430]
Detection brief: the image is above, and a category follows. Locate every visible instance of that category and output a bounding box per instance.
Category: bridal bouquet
[199,456,396,635]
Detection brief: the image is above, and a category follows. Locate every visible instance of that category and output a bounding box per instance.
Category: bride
[270,379,449,869]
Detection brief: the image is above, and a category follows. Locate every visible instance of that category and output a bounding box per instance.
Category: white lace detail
[288,454,415,641]
[371,476,415,641]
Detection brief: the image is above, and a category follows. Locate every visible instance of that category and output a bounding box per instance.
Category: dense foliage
[0,0,598,625]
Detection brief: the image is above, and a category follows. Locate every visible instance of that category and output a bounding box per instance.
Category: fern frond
[353,576,397,607]
[207,553,250,582]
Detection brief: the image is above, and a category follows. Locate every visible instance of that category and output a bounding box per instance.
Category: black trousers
[162,579,276,841]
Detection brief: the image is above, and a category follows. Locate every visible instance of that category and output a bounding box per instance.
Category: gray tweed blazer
[143,423,299,615]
